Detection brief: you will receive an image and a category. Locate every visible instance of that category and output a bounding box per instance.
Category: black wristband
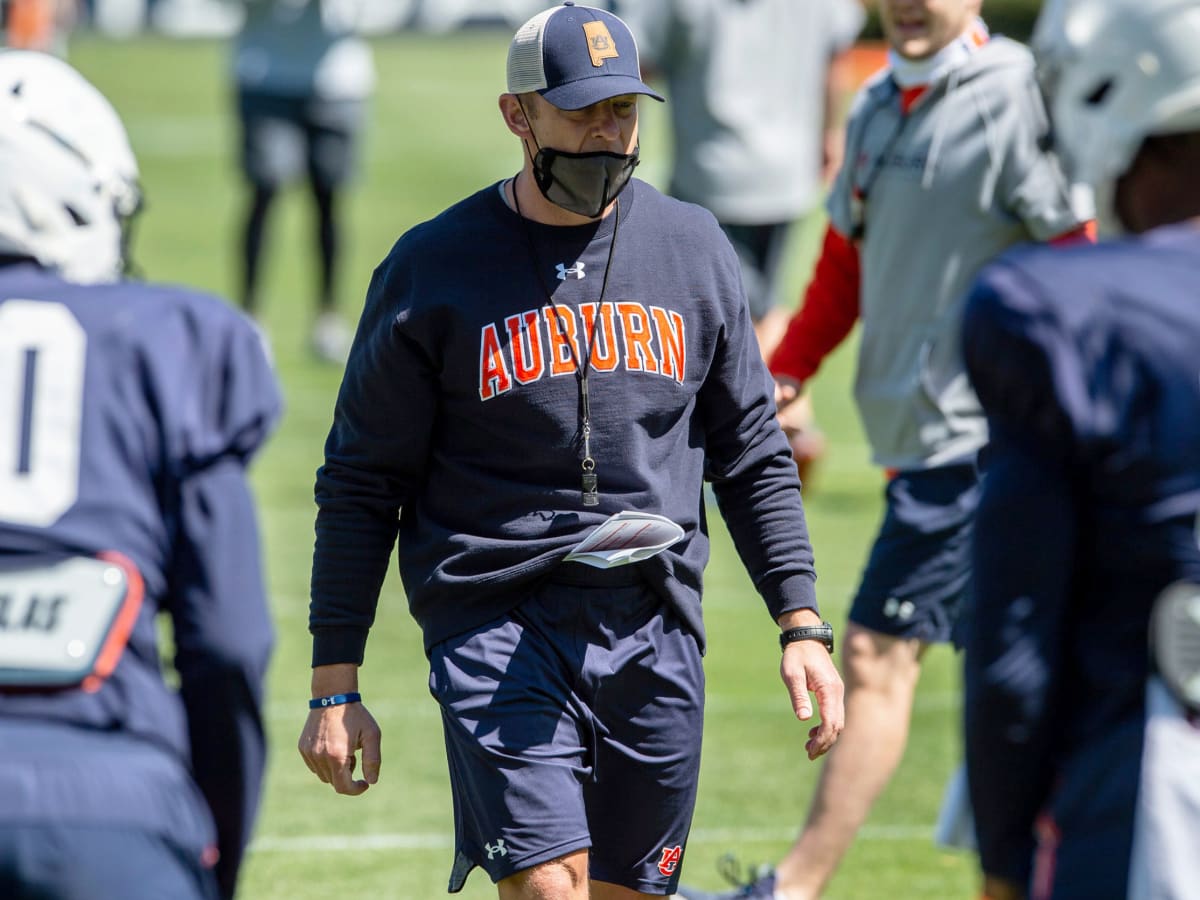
[779,622,835,654]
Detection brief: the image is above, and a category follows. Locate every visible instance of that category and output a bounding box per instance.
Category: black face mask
[516,96,641,219]
[530,145,640,219]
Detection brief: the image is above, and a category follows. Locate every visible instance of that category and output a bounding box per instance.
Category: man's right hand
[298,700,382,795]
[774,374,804,412]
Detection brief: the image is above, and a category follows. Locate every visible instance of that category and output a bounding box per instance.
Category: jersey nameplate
[0,554,142,692]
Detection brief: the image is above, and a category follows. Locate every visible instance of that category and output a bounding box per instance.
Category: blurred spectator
[231,0,375,362]
[614,0,866,483]
[2,0,76,54]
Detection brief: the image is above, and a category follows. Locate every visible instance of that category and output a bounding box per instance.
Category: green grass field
[68,30,974,899]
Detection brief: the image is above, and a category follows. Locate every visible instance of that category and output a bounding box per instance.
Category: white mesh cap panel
[506,7,559,93]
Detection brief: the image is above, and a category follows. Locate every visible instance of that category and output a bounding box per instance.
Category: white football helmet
[0,50,141,283]
[1033,0,1200,229]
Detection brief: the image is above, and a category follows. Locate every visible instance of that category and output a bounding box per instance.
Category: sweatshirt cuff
[766,572,819,621]
[311,626,370,668]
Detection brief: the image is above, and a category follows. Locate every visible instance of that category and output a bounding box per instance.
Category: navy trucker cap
[506,2,665,110]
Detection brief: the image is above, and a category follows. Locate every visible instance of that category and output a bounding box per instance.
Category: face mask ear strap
[515,95,556,194]
[515,95,542,156]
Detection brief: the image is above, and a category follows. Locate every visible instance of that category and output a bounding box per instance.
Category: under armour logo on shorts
[485,839,508,860]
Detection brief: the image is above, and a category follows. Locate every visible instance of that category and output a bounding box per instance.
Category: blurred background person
[1,0,76,54]
[614,0,866,484]
[0,50,280,899]
[962,0,1200,897]
[231,0,375,363]
[676,0,1092,896]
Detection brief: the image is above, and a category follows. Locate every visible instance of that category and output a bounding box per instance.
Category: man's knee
[499,850,589,899]
[842,623,923,692]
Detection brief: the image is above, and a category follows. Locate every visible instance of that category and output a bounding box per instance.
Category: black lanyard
[512,177,620,507]
[850,82,912,241]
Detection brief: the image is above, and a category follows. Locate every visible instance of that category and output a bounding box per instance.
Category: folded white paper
[564,511,685,569]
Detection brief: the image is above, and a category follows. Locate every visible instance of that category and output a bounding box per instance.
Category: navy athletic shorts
[236,88,365,189]
[848,458,981,646]
[429,564,704,895]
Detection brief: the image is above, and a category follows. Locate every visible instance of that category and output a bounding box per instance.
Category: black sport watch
[779,622,835,655]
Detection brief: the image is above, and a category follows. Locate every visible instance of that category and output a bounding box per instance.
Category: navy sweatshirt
[311,178,818,662]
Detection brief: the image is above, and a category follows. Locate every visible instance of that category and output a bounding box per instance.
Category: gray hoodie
[829,36,1086,470]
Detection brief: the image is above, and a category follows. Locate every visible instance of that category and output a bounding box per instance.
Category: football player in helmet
[962,2,1200,897]
[0,51,281,900]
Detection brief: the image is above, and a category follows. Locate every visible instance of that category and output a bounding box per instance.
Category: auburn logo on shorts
[657,845,683,876]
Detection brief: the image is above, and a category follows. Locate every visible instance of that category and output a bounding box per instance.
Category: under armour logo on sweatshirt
[556,261,586,280]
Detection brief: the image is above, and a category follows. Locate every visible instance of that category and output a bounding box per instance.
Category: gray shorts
[236,88,365,189]
[428,565,704,894]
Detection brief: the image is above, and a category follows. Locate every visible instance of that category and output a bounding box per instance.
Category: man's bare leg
[593,880,667,899]
[773,623,926,899]
[498,850,663,899]
[499,850,589,900]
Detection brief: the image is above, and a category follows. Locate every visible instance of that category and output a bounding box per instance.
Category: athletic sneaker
[310,312,352,364]
[673,855,780,899]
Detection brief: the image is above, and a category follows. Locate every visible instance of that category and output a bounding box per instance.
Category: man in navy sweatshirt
[298,4,844,898]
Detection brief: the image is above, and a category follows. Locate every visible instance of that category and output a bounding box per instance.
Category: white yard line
[264,691,961,721]
[249,824,933,854]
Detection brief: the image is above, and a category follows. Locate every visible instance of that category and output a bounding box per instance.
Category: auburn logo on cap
[583,20,619,67]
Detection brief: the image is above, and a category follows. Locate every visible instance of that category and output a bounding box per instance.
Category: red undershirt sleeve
[768,224,862,384]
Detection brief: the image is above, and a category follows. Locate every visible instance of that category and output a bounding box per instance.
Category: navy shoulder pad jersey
[311,178,818,665]
[960,225,1200,891]
[0,263,282,898]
